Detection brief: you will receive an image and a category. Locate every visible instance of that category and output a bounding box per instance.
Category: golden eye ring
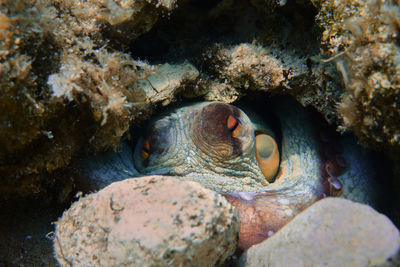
[255,134,280,182]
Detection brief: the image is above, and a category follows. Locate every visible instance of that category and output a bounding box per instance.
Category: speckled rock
[54,175,239,266]
[238,198,400,267]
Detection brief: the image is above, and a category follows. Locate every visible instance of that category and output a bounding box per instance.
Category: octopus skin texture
[79,97,382,253]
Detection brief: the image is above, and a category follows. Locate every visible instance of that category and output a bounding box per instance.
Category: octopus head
[133,102,280,187]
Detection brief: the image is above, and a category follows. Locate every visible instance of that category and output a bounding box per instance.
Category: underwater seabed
[1,0,400,264]
[0,96,396,266]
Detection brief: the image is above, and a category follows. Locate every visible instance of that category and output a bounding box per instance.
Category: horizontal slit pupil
[227,115,240,132]
[230,121,239,132]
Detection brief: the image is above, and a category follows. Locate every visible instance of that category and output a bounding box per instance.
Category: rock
[315,0,400,148]
[238,198,400,267]
[0,0,187,200]
[136,62,200,106]
[54,176,239,266]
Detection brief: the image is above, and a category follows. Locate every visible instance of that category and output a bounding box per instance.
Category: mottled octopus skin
[79,98,380,253]
[133,102,269,191]
[130,99,324,252]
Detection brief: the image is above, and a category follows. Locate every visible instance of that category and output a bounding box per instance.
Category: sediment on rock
[54,176,240,267]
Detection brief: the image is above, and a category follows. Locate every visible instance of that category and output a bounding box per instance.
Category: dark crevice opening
[128,0,320,66]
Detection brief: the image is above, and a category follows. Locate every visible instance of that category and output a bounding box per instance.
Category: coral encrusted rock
[0,0,196,199]
[54,176,239,266]
[238,197,400,267]
[0,44,199,199]
[314,0,400,148]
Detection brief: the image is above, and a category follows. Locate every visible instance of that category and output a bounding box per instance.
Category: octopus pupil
[228,116,240,132]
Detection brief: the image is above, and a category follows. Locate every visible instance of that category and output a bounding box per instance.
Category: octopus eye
[190,102,252,159]
[140,140,150,159]
[133,117,176,172]
[227,115,242,138]
[255,134,279,182]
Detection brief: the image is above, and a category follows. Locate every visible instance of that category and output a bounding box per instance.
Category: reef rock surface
[54,176,239,267]
[314,0,400,149]
[0,0,188,200]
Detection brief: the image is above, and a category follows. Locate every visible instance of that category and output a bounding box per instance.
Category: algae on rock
[202,42,343,124]
[315,0,400,148]
[0,0,191,199]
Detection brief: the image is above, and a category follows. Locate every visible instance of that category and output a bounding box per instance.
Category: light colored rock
[137,62,199,106]
[54,175,239,267]
[238,198,400,267]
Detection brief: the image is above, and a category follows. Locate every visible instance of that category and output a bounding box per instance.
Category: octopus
[80,97,381,253]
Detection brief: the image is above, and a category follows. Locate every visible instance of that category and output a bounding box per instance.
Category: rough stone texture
[54,176,239,266]
[238,198,400,267]
[202,42,343,125]
[210,43,285,92]
[0,0,191,200]
[136,61,200,106]
[314,0,400,149]
[312,0,365,57]
[53,0,178,43]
